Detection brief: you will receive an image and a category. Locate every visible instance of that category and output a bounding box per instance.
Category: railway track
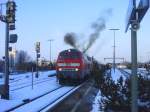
[9,78,22,83]
[40,81,87,112]
[42,80,94,112]
[10,77,56,91]
[10,76,53,87]
[6,86,64,112]
[39,86,79,112]
[9,73,56,84]
[118,68,130,78]
[6,85,82,112]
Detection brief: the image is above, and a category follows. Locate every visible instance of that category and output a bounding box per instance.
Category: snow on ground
[41,85,81,112]
[111,68,126,83]
[0,70,58,112]
[0,73,3,77]
[0,70,56,85]
[91,68,127,111]
[91,68,150,112]
[10,77,58,100]
[0,99,22,112]
[9,70,56,90]
[90,91,101,112]
[123,69,131,74]
[12,87,73,112]
[124,68,150,79]
[0,73,4,85]
[138,68,150,79]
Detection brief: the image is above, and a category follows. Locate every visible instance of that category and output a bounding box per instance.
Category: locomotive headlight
[59,68,62,71]
[75,68,79,71]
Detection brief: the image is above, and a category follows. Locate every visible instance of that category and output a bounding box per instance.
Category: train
[56,49,93,84]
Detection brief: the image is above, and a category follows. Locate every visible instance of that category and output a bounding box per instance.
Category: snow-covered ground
[90,68,129,112]
[110,68,126,83]
[1,68,148,112]
[0,70,82,112]
[138,68,150,79]
[0,73,4,85]
[90,67,150,111]
[90,91,101,112]
[0,70,56,85]
[0,70,62,112]
[12,87,74,112]
[124,68,150,79]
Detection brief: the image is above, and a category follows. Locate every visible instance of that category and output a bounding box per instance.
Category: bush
[94,66,150,112]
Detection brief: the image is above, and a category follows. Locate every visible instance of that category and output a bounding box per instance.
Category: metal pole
[48,39,53,63]
[113,30,116,72]
[4,22,9,99]
[109,29,119,72]
[131,28,138,112]
[50,40,51,63]
[48,39,54,69]
[36,52,39,78]
[31,67,33,89]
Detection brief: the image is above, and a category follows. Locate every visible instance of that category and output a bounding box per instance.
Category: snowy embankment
[124,68,150,79]
[12,87,74,112]
[0,70,60,112]
[90,68,128,112]
[0,73,4,85]
[138,68,150,79]
[110,68,126,83]
[90,68,150,111]
[0,70,56,85]
[90,91,101,112]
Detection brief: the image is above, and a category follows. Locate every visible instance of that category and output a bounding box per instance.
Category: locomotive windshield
[59,51,81,59]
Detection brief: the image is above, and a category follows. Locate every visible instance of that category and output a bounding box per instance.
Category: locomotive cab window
[59,51,81,59]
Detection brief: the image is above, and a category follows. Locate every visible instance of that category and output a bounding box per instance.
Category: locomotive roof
[60,49,81,54]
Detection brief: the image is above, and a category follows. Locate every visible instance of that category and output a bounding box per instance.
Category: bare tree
[9,54,14,72]
[16,50,32,72]
[0,59,4,72]
[16,50,31,65]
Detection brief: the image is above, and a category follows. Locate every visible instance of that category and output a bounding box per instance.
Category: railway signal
[6,1,16,23]
[9,23,15,30]
[35,42,41,78]
[36,42,40,53]
[0,0,17,99]
[9,34,18,43]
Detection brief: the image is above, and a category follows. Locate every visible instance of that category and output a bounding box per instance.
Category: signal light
[35,42,40,53]
[75,68,79,71]
[59,68,62,71]
[9,23,15,30]
[6,1,16,23]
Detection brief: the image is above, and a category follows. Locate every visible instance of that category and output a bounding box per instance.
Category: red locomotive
[56,49,92,84]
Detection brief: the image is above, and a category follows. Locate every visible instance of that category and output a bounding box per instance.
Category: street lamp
[48,39,54,63]
[109,28,120,72]
[146,52,150,63]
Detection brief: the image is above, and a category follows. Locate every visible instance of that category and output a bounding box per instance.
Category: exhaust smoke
[64,8,113,54]
[83,9,112,53]
[64,32,77,49]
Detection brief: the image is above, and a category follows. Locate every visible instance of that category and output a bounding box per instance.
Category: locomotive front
[56,49,87,83]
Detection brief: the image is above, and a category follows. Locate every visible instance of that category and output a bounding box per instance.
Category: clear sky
[0,0,150,63]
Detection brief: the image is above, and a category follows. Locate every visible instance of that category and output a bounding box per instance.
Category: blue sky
[0,0,150,63]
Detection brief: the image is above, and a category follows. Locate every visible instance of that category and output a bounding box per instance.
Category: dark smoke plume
[63,9,112,53]
[83,9,112,53]
[64,32,77,49]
